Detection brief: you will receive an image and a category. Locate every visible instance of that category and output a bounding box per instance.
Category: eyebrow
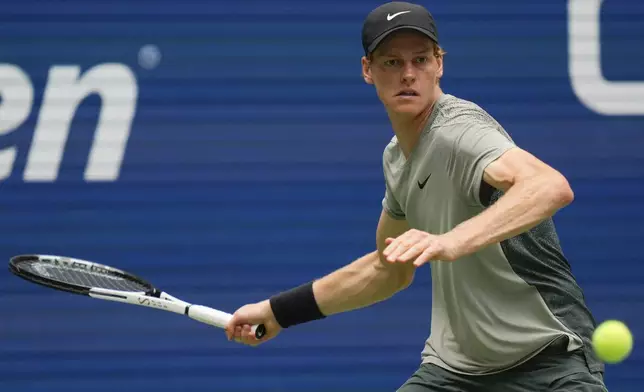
[379,47,431,57]
[375,44,432,58]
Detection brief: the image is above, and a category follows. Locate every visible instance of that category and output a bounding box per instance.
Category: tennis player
[226,2,608,391]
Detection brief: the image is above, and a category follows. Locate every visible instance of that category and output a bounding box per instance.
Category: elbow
[549,173,574,208]
[375,254,415,292]
[393,266,415,291]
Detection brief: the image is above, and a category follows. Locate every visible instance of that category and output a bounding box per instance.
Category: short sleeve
[381,138,406,220]
[444,122,516,206]
[382,184,406,220]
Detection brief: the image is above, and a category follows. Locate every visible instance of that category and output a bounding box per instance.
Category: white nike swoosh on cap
[387,11,411,21]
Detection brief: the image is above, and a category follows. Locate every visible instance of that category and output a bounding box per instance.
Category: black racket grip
[255,324,267,339]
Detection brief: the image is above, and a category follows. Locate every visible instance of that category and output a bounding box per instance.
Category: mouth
[396,89,419,97]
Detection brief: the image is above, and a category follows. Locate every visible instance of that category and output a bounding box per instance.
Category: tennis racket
[8,254,266,339]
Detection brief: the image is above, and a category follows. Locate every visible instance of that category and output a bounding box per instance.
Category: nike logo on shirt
[418,174,431,189]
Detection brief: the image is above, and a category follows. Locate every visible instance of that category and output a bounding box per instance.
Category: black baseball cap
[362,2,439,56]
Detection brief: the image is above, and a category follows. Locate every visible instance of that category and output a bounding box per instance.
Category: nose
[401,61,416,84]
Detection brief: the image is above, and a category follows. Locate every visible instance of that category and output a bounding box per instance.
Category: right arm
[312,209,413,316]
[225,209,413,344]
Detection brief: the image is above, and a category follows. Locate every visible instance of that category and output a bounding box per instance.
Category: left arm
[383,125,574,266]
[442,147,574,258]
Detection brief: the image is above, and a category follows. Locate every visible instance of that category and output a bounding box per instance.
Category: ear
[361,56,374,85]
[435,54,444,79]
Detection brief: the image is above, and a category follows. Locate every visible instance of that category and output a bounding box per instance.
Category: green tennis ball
[592,320,633,364]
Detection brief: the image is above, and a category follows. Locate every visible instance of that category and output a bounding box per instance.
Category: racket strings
[24,261,148,292]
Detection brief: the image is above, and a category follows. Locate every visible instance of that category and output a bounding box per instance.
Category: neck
[389,91,442,158]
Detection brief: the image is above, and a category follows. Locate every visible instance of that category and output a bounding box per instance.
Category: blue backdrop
[1,0,642,391]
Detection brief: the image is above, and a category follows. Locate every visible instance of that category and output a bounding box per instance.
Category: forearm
[312,251,410,316]
[446,174,573,257]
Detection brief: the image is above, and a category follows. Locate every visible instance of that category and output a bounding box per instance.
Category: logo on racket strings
[38,257,123,280]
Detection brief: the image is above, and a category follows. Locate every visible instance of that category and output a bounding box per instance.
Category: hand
[225,299,282,346]
[383,229,462,267]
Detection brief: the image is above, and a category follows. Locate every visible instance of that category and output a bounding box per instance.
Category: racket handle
[187,305,266,339]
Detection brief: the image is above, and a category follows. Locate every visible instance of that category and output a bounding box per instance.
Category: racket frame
[9,254,152,295]
[9,254,266,339]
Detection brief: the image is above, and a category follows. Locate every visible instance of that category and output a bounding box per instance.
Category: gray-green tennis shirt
[382,93,602,376]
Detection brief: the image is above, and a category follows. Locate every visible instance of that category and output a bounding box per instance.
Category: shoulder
[431,94,513,145]
[433,94,502,129]
[382,135,404,167]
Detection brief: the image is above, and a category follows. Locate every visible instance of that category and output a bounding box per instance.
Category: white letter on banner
[569,0,644,115]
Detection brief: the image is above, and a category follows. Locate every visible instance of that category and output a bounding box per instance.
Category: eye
[415,56,428,64]
[384,59,400,67]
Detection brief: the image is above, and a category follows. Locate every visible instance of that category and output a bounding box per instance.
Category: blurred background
[0,0,642,391]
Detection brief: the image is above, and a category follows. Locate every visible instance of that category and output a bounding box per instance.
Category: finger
[246,326,258,341]
[239,325,260,346]
[225,316,238,340]
[413,246,438,267]
[234,326,243,342]
[225,327,232,341]
[246,326,262,345]
[398,236,435,262]
[388,242,413,262]
[238,326,250,344]
[385,241,407,262]
[383,232,411,256]
[396,243,426,263]
[242,324,252,339]
[386,236,416,261]
[225,322,235,341]
[382,238,399,257]
[385,237,395,245]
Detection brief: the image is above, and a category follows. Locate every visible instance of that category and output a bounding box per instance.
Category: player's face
[362,31,443,116]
